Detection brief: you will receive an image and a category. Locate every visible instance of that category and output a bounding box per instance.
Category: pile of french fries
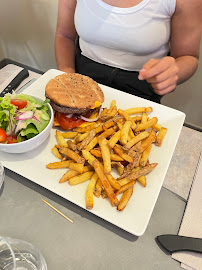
[46,101,167,211]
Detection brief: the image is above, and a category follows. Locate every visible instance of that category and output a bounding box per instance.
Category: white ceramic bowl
[0,96,54,154]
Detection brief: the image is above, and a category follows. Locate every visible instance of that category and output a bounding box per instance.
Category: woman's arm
[55,0,77,73]
[138,0,202,96]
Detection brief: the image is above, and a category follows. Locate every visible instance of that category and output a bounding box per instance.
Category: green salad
[0,92,50,144]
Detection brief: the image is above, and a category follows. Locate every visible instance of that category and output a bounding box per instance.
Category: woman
[55,0,202,103]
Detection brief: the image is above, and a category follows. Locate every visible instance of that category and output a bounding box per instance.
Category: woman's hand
[138,56,179,95]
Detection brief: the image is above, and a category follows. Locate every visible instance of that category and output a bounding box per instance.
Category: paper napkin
[172,152,202,270]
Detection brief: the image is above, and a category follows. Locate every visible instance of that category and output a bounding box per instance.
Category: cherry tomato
[10,99,27,109]
[0,128,7,142]
[6,135,18,144]
[57,112,85,130]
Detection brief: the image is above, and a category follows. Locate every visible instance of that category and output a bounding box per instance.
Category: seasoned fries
[47,99,167,212]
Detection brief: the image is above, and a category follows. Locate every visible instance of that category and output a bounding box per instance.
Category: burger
[45,73,104,130]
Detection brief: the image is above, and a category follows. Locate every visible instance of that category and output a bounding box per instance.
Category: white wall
[0,0,58,71]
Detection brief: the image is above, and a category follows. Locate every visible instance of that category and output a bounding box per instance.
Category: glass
[0,236,47,270]
[0,162,4,190]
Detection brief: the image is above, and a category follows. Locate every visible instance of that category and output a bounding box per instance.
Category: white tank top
[74,0,176,71]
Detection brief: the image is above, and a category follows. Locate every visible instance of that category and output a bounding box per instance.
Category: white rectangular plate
[0,69,185,236]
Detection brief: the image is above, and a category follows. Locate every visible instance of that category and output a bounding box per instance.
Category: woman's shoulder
[175,0,202,12]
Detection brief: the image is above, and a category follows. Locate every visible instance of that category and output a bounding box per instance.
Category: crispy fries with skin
[135,117,158,132]
[156,127,167,146]
[86,173,99,209]
[94,178,102,198]
[48,99,168,212]
[51,146,63,159]
[140,145,152,167]
[69,171,94,185]
[46,160,71,169]
[113,145,134,163]
[120,120,132,145]
[68,162,85,174]
[99,138,111,175]
[129,163,158,180]
[93,160,119,207]
[62,132,78,139]
[124,107,153,115]
[59,147,85,164]
[137,175,147,187]
[117,187,133,211]
[139,130,156,153]
[56,130,68,147]
[123,131,149,150]
[115,180,136,195]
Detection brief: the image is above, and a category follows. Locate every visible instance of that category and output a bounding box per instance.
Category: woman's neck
[100,0,143,8]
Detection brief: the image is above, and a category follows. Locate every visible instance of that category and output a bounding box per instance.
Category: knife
[156,234,202,254]
[0,68,29,97]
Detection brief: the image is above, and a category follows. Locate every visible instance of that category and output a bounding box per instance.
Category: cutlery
[156,234,202,254]
[0,68,29,97]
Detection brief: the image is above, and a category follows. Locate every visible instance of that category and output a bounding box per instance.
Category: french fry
[62,132,78,139]
[94,178,102,198]
[73,122,98,133]
[156,127,167,146]
[46,160,71,169]
[117,187,133,211]
[82,150,97,166]
[115,180,136,195]
[120,120,132,145]
[69,162,85,174]
[78,129,96,151]
[86,172,99,209]
[118,177,131,186]
[135,117,158,132]
[124,107,153,115]
[117,166,124,176]
[59,170,80,183]
[102,119,116,131]
[140,144,152,167]
[56,130,68,147]
[106,174,121,190]
[59,147,85,164]
[123,131,149,150]
[93,160,119,206]
[139,130,156,153]
[129,163,158,180]
[97,127,117,141]
[69,171,94,185]
[113,145,134,163]
[67,140,77,151]
[141,112,148,124]
[90,149,124,162]
[107,100,116,114]
[137,175,146,187]
[85,137,98,151]
[108,130,121,149]
[51,146,63,159]
[99,138,111,175]
[118,109,136,130]
[148,118,162,131]
[74,132,88,144]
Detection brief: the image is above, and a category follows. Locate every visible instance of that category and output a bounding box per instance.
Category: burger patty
[50,100,93,115]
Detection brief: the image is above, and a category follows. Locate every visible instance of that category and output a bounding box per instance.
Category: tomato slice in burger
[10,99,27,109]
[57,113,85,130]
[0,128,7,142]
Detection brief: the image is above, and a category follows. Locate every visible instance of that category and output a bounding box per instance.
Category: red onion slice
[32,115,42,123]
[15,111,33,120]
